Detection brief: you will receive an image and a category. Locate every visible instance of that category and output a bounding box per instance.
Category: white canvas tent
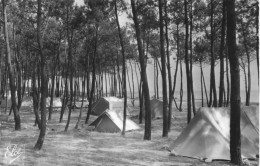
[21,96,33,107]
[46,97,63,108]
[89,109,140,133]
[91,97,128,116]
[169,107,259,161]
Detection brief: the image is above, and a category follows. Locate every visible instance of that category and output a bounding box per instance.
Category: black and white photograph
[0,0,259,165]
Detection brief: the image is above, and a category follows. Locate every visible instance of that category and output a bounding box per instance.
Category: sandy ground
[0,106,258,166]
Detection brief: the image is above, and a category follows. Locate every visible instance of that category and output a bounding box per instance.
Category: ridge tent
[91,97,128,116]
[89,109,140,133]
[169,107,259,161]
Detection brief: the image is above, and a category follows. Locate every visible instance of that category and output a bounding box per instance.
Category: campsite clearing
[0,106,259,166]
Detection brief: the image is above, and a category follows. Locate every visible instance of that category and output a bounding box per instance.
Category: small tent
[150,98,163,119]
[46,97,63,108]
[91,97,127,116]
[169,107,259,161]
[89,109,140,132]
[21,96,33,107]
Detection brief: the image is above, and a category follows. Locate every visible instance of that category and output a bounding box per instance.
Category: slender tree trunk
[164,0,173,131]
[2,0,21,130]
[154,58,156,98]
[116,52,122,97]
[75,75,86,129]
[115,0,127,135]
[156,60,159,99]
[210,0,218,107]
[189,4,196,116]
[135,62,143,124]
[172,24,180,110]
[32,62,41,129]
[126,68,132,99]
[218,0,226,107]
[34,0,48,150]
[184,0,191,123]
[129,60,135,106]
[131,0,151,140]
[200,61,204,107]
[65,5,74,131]
[225,47,230,107]
[159,0,168,137]
[202,68,209,105]
[256,2,259,82]
[85,25,98,124]
[179,60,183,111]
[227,0,242,164]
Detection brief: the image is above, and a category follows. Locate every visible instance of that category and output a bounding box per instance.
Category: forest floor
[0,104,259,166]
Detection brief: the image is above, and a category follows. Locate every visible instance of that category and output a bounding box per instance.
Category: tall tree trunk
[227,0,242,164]
[115,0,127,135]
[2,0,21,130]
[172,24,180,110]
[164,0,173,131]
[256,2,259,82]
[189,3,196,116]
[65,5,74,132]
[85,25,98,124]
[218,0,226,107]
[131,0,151,140]
[210,0,218,107]
[34,0,48,150]
[184,0,191,123]
[159,0,168,137]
